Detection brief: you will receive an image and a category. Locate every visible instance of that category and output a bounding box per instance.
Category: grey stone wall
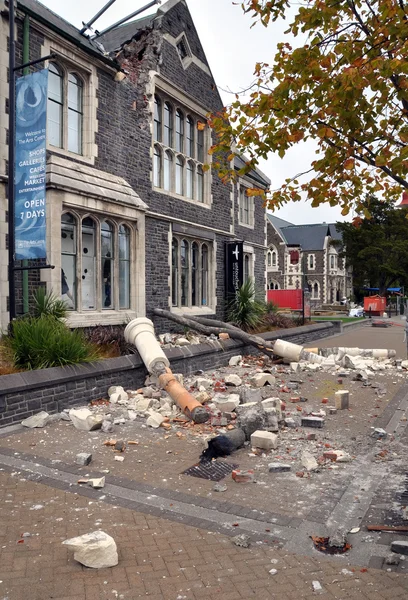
[0,322,336,428]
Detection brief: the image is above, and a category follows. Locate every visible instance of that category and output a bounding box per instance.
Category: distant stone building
[267,215,352,306]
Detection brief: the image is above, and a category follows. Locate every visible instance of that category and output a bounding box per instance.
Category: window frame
[60,211,133,314]
[152,90,210,205]
[171,235,213,309]
[238,186,254,228]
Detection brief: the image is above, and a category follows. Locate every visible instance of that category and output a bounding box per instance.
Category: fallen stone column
[273,339,325,364]
[305,346,396,359]
[124,318,209,424]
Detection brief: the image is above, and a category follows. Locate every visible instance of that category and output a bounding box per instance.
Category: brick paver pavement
[0,470,407,600]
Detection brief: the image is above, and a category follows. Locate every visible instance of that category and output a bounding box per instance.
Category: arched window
[186,116,194,157]
[197,124,204,162]
[197,165,204,202]
[153,145,162,187]
[175,109,184,152]
[181,239,189,307]
[313,282,319,299]
[176,155,184,195]
[154,96,162,142]
[61,213,77,309]
[48,63,63,148]
[164,102,173,147]
[81,217,96,310]
[172,238,179,306]
[272,251,277,267]
[164,150,173,191]
[201,244,208,306]
[119,225,130,309]
[186,160,194,199]
[101,221,114,309]
[191,242,199,305]
[267,251,272,268]
[67,73,83,154]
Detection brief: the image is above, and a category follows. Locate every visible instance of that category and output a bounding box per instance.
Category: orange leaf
[197,122,206,131]
[344,158,354,170]
[245,188,264,197]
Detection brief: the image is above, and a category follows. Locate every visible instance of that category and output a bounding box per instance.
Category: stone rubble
[62,531,118,568]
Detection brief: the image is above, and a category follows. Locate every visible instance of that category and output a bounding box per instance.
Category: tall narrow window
[175,109,184,152]
[244,254,250,283]
[191,242,199,305]
[48,63,63,148]
[61,213,77,309]
[186,116,194,157]
[172,239,179,306]
[101,221,114,309]
[164,102,173,147]
[186,161,194,198]
[197,125,204,162]
[154,96,162,142]
[153,145,162,187]
[272,251,277,266]
[81,217,96,310]
[197,165,204,202]
[119,225,130,309]
[176,156,184,195]
[201,244,208,306]
[164,150,173,191]
[67,74,83,154]
[181,239,189,307]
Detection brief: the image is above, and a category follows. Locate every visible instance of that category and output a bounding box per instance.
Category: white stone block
[146,412,165,428]
[212,393,240,413]
[69,409,103,431]
[335,390,349,410]
[250,373,276,387]
[301,450,318,471]
[21,411,50,428]
[229,355,242,366]
[62,531,118,568]
[250,430,278,450]
[225,374,242,387]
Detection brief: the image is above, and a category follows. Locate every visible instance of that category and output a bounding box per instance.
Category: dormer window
[176,35,191,63]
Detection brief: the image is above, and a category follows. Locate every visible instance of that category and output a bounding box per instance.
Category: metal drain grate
[182,461,239,481]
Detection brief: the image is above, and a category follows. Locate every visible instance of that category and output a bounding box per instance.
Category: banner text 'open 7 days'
[14,69,48,260]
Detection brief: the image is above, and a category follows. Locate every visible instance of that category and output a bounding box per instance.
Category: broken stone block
[175,337,190,346]
[195,391,212,404]
[62,531,118,568]
[329,407,337,415]
[232,469,255,483]
[236,403,269,439]
[76,453,92,466]
[290,362,299,372]
[107,385,127,398]
[225,374,242,387]
[371,427,387,440]
[301,450,318,471]
[301,416,324,428]
[158,403,172,417]
[262,397,282,419]
[134,398,153,412]
[385,555,400,565]
[88,476,105,489]
[240,388,262,404]
[285,417,299,428]
[250,373,276,387]
[69,408,103,432]
[114,456,124,462]
[146,412,165,428]
[212,393,240,413]
[268,463,291,473]
[101,419,114,433]
[213,483,227,492]
[21,411,50,428]
[229,355,242,367]
[251,430,278,451]
[127,410,137,421]
[193,377,212,390]
[265,412,279,432]
[335,390,349,410]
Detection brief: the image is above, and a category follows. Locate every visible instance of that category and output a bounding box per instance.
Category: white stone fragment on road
[21,411,50,428]
[290,362,299,372]
[269,569,278,575]
[251,430,278,450]
[229,355,242,367]
[88,477,105,489]
[312,581,323,592]
[62,531,118,568]
[335,390,349,410]
[268,463,291,473]
[69,408,103,431]
[232,534,250,548]
[193,377,212,389]
[301,450,318,471]
[250,373,276,387]
[76,453,92,466]
[146,412,165,428]
[225,374,243,387]
[212,393,240,413]
[114,456,125,462]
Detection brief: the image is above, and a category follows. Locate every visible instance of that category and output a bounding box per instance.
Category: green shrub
[227,279,266,332]
[4,316,100,370]
[32,287,68,320]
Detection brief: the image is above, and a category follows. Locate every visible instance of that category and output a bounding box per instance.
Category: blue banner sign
[15,69,48,260]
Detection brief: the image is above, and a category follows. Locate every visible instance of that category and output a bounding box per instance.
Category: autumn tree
[210,0,408,215]
[335,198,408,295]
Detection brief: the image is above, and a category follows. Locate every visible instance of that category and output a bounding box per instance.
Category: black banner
[225,241,243,299]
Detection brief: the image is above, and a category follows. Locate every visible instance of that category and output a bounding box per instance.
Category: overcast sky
[41,0,350,225]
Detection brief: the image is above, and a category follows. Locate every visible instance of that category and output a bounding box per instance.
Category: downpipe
[124,318,209,424]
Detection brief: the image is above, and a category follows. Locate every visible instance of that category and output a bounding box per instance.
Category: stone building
[0,0,269,332]
[267,214,352,307]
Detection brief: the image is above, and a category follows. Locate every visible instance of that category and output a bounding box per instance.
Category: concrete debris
[301,416,324,428]
[269,569,278,575]
[229,355,242,367]
[21,411,50,428]
[312,581,323,592]
[175,337,190,346]
[225,374,242,387]
[146,412,165,428]
[236,403,269,439]
[69,408,103,432]
[76,453,92,466]
[371,427,387,440]
[232,469,255,483]
[301,450,318,471]
[212,393,240,413]
[232,534,250,548]
[250,373,276,387]
[114,456,125,462]
[88,476,105,489]
[101,419,114,433]
[251,430,278,451]
[268,463,291,473]
[193,377,212,390]
[385,555,400,565]
[213,483,228,492]
[391,541,408,555]
[335,390,349,410]
[62,531,118,568]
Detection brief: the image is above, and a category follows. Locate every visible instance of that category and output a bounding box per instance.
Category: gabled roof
[17,0,115,65]
[267,214,293,243]
[96,14,156,53]
[280,223,330,250]
[234,155,271,188]
[328,223,343,241]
